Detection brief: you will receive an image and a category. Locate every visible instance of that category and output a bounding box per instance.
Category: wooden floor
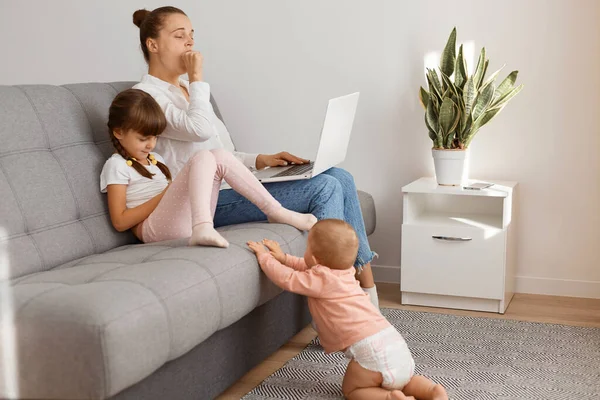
[216,283,600,399]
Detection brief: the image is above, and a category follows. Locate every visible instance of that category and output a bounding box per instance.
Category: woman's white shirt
[133,74,258,176]
[100,153,169,209]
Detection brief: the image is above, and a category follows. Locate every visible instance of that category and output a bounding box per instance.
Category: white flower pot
[432,148,470,186]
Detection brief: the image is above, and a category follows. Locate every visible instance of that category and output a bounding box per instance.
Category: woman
[131,6,379,308]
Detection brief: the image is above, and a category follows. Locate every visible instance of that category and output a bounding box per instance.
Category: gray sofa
[0,82,376,400]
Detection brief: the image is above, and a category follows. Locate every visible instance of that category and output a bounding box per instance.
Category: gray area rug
[242,308,600,400]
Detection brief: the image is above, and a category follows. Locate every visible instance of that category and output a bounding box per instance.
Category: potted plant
[420,27,523,185]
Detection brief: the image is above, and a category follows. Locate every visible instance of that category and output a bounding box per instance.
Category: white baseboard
[371,265,400,284]
[373,266,600,299]
[515,276,600,299]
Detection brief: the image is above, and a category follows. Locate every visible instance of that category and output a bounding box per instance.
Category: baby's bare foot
[431,384,448,400]
[387,390,413,400]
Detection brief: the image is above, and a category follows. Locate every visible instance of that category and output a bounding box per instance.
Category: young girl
[247,220,448,400]
[100,89,317,247]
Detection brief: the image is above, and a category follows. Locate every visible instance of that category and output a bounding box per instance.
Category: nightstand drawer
[401,224,505,299]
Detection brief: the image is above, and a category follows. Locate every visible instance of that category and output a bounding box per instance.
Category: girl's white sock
[189,223,229,248]
[267,208,317,231]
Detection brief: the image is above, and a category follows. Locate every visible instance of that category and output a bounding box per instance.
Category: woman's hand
[255,152,310,170]
[262,239,286,263]
[182,51,204,82]
[247,241,269,256]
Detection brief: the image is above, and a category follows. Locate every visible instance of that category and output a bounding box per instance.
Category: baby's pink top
[257,253,391,353]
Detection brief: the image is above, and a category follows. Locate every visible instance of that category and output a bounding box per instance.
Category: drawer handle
[432,235,472,242]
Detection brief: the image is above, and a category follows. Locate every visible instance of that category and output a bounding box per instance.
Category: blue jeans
[214,167,375,269]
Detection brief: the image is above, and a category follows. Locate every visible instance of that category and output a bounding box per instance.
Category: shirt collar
[141,74,190,93]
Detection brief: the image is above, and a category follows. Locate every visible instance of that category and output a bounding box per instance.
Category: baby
[247,219,448,400]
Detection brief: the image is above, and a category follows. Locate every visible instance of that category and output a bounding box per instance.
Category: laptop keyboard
[271,162,314,178]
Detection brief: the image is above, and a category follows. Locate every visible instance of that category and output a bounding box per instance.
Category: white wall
[1,0,599,298]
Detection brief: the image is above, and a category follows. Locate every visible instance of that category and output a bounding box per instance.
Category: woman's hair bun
[133,9,151,28]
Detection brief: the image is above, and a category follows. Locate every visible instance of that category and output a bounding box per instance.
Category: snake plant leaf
[445,133,454,148]
[427,69,444,100]
[426,98,440,134]
[464,107,503,147]
[438,97,456,137]
[449,104,461,135]
[426,76,438,102]
[478,59,489,88]
[425,112,434,133]
[419,86,430,109]
[458,93,465,110]
[476,106,502,129]
[425,115,440,147]
[490,84,524,110]
[449,92,461,111]
[462,77,476,126]
[430,90,440,111]
[472,48,487,89]
[480,64,505,90]
[426,70,442,102]
[427,98,443,148]
[454,44,467,89]
[440,72,458,98]
[494,71,519,101]
[445,104,460,149]
[440,27,456,77]
[472,83,495,121]
[450,89,463,116]
[460,114,472,142]
[441,88,449,100]
[428,129,437,143]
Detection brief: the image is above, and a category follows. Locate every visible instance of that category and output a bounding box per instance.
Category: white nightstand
[400,177,518,313]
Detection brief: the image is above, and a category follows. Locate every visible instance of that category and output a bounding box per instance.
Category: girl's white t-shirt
[100,152,169,209]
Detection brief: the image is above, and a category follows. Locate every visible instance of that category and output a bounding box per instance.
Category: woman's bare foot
[189,223,229,248]
[267,208,317,231]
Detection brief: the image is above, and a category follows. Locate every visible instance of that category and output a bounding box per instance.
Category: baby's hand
[262,239,286,263]
[247,241,269,256]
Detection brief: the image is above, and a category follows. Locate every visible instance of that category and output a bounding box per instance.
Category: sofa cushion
[0,83,140,282]
[9,223,305,399]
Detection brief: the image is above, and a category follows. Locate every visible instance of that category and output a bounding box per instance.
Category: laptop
[252,92,360,183]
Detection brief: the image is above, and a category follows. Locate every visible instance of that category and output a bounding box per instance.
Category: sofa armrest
[357,190,376,236]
